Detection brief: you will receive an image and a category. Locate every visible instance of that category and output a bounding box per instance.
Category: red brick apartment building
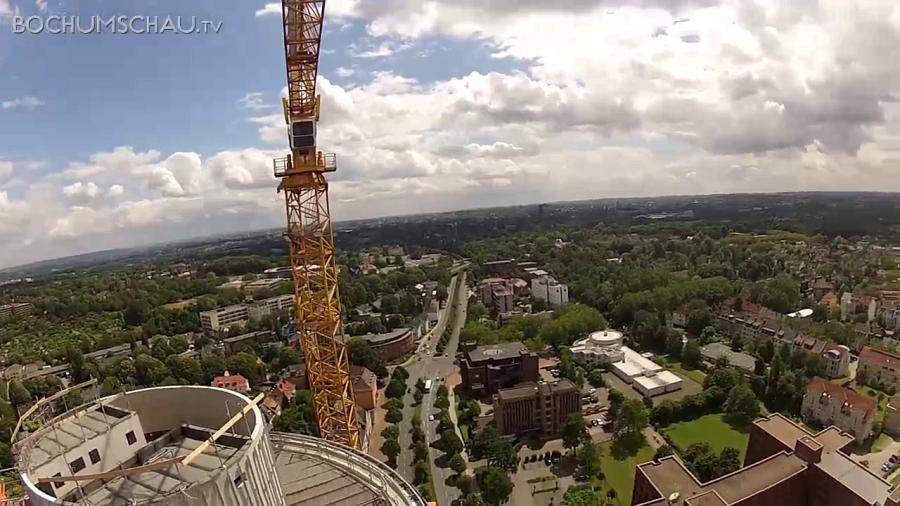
[632,413,899,506]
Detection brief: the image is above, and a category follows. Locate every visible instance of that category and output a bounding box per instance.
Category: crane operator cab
[289,119,316,154]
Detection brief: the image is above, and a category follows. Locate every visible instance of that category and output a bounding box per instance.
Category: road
[395,269,467,495]
[394,270,468,505]
[422,272,468,506]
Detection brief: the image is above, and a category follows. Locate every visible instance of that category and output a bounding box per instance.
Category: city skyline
[1,0,899,267]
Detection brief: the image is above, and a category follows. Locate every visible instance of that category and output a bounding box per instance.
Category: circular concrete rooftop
[587,329,625,347]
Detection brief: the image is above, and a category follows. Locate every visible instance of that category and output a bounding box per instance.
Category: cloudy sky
[1,0,899,268]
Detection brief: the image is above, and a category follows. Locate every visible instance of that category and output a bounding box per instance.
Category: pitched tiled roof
[807,377,876,416]
[859,347,900,370]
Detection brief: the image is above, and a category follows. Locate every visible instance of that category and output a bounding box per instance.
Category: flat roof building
[701,343,757,373]
[199,295,294,335]
[493,380,581,438]
[0,302,32,320]
[571,330,626,364]
[359,328,414,362]
[611,346,683,398]
[632,413,899,506]
[460,342,539,398]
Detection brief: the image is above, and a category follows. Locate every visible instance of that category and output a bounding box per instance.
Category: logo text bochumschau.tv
[12,16,223,35]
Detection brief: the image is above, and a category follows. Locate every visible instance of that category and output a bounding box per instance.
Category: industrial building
[492,380,581,437]
[13,386,425,505]
[460,341,540,398]
[632,413,899,506]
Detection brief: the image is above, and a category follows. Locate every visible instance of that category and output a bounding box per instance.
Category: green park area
[664,413,750,462]
[598,440,655,505]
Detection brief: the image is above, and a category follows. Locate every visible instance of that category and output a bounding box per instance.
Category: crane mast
[274,0,360,449]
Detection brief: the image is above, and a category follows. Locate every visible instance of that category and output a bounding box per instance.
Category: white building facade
[531,275,569,306]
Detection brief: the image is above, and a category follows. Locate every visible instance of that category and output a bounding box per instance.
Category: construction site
[12,385,424,505]
[6,0,423,504]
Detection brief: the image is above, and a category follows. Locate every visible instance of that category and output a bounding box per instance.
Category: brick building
[857,347,900,389]
[631,413,899,506]
[210,372,250,393]
[801,377,875,444]
[350,365,378,411]
[360,328,414,362]
[492,380,581,437]
[460,342,539,398]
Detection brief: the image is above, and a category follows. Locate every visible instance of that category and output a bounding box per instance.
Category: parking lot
[853,438,900,476]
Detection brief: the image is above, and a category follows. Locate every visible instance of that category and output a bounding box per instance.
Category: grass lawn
[665,413,750,462]
[669,362,707,385]
[161,298,196,310]
[656,356,707,384]
[598,440,655,505]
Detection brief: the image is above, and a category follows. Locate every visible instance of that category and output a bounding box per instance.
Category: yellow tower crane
[273,0,360,449]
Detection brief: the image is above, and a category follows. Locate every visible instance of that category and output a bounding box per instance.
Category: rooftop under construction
[13,386,425,506]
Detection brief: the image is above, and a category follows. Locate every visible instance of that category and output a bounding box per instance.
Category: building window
[53,472,64,489]
[89,449,101,464]
[126,430,137,445]
[69,457,86,474]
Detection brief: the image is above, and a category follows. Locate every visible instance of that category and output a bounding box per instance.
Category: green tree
[718,446,742,475]
[682,339,702,369]
[100,376,123,396]
[576,442,602,478]
[614,398,649,444]
[225,352,264,386]
[654,444,674,460]
[8,381,31,407]
[478,467,513,506]
[414,460,430,485]
[347,338,388,378]
[381,425,400,441]
[382,437,401,464]
[66,344,87,382]
[386,405,403,423]
[449,453,467,474]
[124,299,151,327]
[562,413,589,454]
[462,495,484,506]
[563,486,608,506]
[724,384,760,422]
[440,429,464,456]
[274,390,318,436]
[385,378,406,398]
